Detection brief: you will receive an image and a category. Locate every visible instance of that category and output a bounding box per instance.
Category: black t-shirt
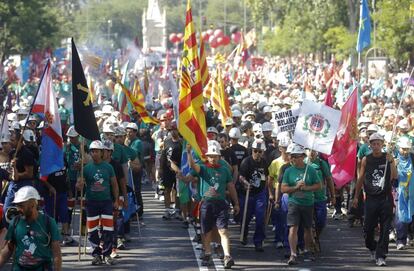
[47,168,68,193]
[263,138,276,166]
[14,146,36,181]
[160,138,182,181]
[364,153,391,197]
[239,156,269,194]
[229,144,248,168]
[110,159,125,187]
[221,148,238,168]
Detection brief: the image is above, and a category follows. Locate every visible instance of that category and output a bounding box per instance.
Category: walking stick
[83,221,88,256]
[128,161,141,237]
[265,200,272,227]
[78,139,85,261]
[240,183,250,242]
[70,189,78,236]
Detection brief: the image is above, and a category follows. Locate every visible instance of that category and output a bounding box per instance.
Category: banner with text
[274,108,299,133]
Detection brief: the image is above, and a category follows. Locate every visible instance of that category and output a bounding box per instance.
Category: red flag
[324,87,333,107]
[328,88,358,188]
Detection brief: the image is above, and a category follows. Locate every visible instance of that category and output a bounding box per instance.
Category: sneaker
[376,257,386,266]
[275,242,284,249]
[287,255,297,265]
[159,195,165,201]
[240,234,248,246]
[110,250,120,259]
[154,192,159,199]
[223,255,235,269]
[303,251,315,262]
[162,210,171,220]
[396,243,405,250]
[62,235,74,246]
[389,231,396,242]
[91,255,103,265]
[117,239,126,250]
[369,250,376,262]
[228,218,237,225]
[201,254,213,266]
[192,234,202,243]
[104,255,116,265]
[255,243,264,252]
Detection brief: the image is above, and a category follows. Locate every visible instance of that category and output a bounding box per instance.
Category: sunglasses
[253,149,263,154]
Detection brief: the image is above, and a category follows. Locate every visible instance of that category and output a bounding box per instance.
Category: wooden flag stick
[78,138,85,261]
[239,183,250,242]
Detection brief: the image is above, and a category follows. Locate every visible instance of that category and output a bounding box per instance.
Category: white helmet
[28,115,37,122]
[290,144,306,154]
[102,124,115,133]
[115,126,126,136]
[22,130,36,142]
[225,118,234,126]
[205,140,221,156]
[0,133,11,143]
[126,122,138,131]
[252,123,262,133]
[278,137,291,148]
[229,127,241,139]
[286,143,295,154]
[397,119,410,130]
[367,124,379,132]
[271,128,279,138]
[94,110,103,118]
[262,122,273,132]
[398,136,412,149]
[263,106,272,114]
[102,105,114,114]
[252,138,266,151]
[232,110,242,118]
[66,126,79,137]
[7,113,17,122]
[10,121,20,131]
[13,186,41,203]
[207,127,219,134]
[89,140,104,150]
[231,104,242,112]
[102,140,114,151]
[58,97,66,105]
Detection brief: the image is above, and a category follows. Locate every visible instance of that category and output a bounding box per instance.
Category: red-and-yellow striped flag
[210,66,232,127]
[199,31,210,89]
[178,0,207,159]
[117,79,159,125]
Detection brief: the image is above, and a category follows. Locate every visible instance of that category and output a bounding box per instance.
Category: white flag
[293,99,341,154]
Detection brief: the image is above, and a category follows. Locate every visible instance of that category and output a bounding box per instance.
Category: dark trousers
[363,196,393,259]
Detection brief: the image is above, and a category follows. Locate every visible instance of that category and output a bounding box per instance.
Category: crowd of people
[0,53,413,270]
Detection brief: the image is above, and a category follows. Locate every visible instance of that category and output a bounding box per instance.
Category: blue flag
[356,0,371,53]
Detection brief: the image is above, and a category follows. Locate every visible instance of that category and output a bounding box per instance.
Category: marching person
[0,186,62,270]
[239,139,269,252]
[177,140,239,269]
[352,133,397,266]
[76,140,119,266]
[281,144,322,265]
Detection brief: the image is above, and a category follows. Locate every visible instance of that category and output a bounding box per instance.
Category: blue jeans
[239,189,267,246]
[314,200,327,231]
[273,193,289,246]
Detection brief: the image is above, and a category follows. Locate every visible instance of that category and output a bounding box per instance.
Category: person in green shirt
[0,186,62,270]
[305,150,335,252]
[126,122,143,162]
[176,141,239,269]
[76,140,119,266]
[281,144,321,265]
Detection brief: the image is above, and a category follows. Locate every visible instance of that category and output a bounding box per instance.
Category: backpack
[10,213,52,247]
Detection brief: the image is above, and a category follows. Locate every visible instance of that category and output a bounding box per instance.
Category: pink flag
[328,88,358,188]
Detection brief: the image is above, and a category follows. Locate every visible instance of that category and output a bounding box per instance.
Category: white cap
[252,138,266,151]
[66,126,79,137]
[229,127,241,139]
[207,127,219,134]
[22,130,36,142]
[205,140,221,156]
[102,140,114,151]
[369,132,384,142]
[398,136,412,149]
[126,122,138,131]
[262,122,273,132]
[13,186,41,203]
[397,119,410,130]
[289,144,306,154]
[89,140,104,150]
[232,110,242,118]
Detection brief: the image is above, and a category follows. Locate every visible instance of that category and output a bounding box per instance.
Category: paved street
[32,183,411,271]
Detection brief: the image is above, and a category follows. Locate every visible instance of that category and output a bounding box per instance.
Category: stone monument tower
[142,0,167,53]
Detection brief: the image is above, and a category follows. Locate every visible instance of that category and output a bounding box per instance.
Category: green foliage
[0,0,65,61]
[323,26,356,61]
[374,0,414,66]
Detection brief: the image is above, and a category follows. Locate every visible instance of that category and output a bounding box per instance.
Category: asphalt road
[5,183,414,270]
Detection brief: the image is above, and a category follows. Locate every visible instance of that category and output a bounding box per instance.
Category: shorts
[287,202,313,229]
[178,180,190,204]
[200,199,229,234]
[160,174,176,189]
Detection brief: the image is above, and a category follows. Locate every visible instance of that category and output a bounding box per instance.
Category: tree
[0,0,66,62]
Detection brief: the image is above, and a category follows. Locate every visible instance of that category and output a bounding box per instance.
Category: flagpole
[380,66,414,189]
[14,60,50,158]
[78,137,85,261]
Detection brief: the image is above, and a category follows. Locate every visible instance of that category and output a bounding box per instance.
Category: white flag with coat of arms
[293,99,341,155]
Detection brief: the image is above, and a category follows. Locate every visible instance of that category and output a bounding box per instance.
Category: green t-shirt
[6,213,61,270]
[84,161,115,201]
[282,165,321,206]
[123,144,137,161]
[112,143,128,164]
[129,138,142,162]
[357,143,371,159]
[58,106,69,123]
[191,160,232,201]
[306,158,331,202]
[64,143,81,181]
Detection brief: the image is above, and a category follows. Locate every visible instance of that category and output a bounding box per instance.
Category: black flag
[71,38,100,141]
